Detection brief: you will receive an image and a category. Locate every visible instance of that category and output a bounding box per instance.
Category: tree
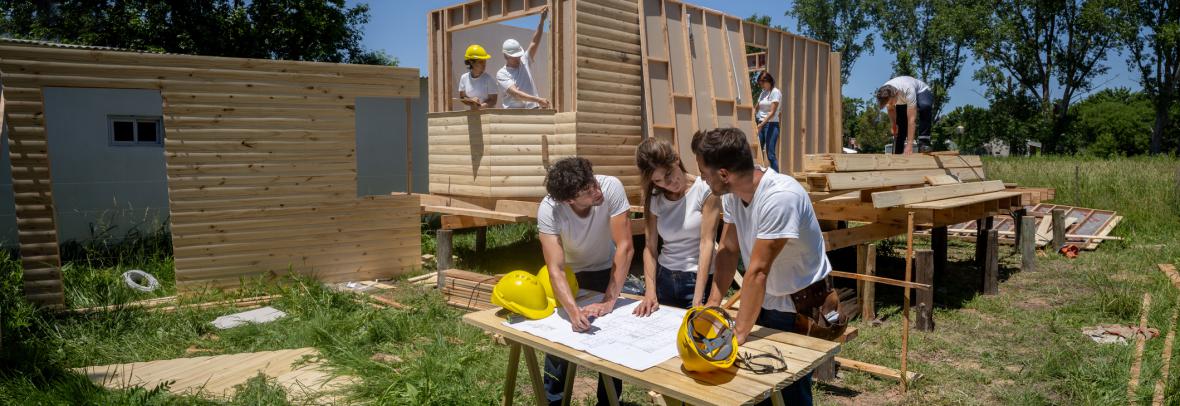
[871,0,983,119]
[1124,0,1180,154]
[973,0,1132,152]
[0,0,394,65]
[844,98,892,152]
[1070,88,1155,156]
[787,0,875,84]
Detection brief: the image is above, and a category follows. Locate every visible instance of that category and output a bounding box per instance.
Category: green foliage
[0,0,394,65]
[973,0,1135,152]
[1123,0,1180,153]
[844,97,892,152]
[786,0,875,83]
[870,0,984,118]
[1069,88,1155,156]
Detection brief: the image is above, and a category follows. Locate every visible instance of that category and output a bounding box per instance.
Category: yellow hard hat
[464,44,491,61]
[491,271,554,320]
[537,265,578,307]
[677,306,738,373]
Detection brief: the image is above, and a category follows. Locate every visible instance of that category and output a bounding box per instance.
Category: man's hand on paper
[581,300,615,319]
[632,294,659,317]
[568,308,592,332]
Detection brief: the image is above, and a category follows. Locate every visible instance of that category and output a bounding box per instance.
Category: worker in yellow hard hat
[458,44,497,110]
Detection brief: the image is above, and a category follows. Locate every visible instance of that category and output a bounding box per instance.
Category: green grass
[822,155,1180,405]
[2,155,1178,405]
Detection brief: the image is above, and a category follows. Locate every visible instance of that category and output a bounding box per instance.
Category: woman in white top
[633,138,724,315]
[755,71,782,171]
[457,44,498,110]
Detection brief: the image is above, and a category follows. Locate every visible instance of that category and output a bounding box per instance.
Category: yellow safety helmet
[464,44,491,61]
[677,306,738,373]
[537,265,578,307]
[491,271,554,320]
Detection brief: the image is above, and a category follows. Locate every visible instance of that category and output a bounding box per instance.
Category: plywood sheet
[77,348,354,402]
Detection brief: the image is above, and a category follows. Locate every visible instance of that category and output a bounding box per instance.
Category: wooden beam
[829,271,930,291]
[857,244,876,321]
[836,357,922,383]
[871,180,1006,208]
[914,250,934,331]
[441,215,518,230]
[423,205,529,222]
[822,222,906,251]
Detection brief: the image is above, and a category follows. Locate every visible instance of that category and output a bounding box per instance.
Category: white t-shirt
[883,76,931,106]
[650,177,712,273]
[497,57,539,109]
[537,175,631,273]
[458,71,497,105]
[756,87,782,123]
[722,168,831,313]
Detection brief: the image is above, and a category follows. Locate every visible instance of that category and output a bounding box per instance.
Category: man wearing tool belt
[692,128,843,405]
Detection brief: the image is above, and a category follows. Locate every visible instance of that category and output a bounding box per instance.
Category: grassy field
[0,155,1177,405]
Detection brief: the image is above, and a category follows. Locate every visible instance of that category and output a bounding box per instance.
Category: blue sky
[348,0,1141,111]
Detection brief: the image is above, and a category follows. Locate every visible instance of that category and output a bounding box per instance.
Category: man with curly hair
[536,157,631,406]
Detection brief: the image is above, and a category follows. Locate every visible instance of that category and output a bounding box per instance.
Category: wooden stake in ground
[901,212,915,393]
[1153,306,1177,406]
[1127,292,1151,404]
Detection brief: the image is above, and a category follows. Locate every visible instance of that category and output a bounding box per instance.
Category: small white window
[108,116,163,146]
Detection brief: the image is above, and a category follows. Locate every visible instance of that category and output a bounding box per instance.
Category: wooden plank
[871,180,1006,208]
[1127,293,1151,402]
[422,205,529,222]
[812,169,948,191]
[822,222,906,251]
[835,357,922,382]
[1159,264,1180,291]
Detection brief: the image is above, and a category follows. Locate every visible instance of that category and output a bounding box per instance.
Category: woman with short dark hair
[755,72,782,170]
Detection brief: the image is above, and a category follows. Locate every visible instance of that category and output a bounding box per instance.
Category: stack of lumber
[803,153,986,192]
[438,269,502,311]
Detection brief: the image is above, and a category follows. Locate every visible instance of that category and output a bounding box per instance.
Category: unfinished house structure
[426,0,842,203]
[0,40,422,307]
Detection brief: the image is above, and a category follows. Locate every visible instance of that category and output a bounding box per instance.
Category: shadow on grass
[828,239,1023,317]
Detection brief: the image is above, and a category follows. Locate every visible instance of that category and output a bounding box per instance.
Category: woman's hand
[633,293,659,317]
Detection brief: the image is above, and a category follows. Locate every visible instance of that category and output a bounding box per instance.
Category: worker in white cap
[497,7,550,109]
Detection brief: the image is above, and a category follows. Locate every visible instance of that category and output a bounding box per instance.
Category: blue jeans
[755,308,814,406]
[654,264,710,309]
[758,121,780,171]
[543,268,623,406]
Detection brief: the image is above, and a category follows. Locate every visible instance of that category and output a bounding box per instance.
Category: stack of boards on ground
[410,269,502,311]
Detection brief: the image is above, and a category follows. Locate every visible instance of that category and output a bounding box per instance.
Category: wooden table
[463,297,841,406]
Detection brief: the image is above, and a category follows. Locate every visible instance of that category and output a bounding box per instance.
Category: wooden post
[436,230,453,290]
[813,358,837,382]
[932,226,947,278]
[974,216,993,267]
[502,343,521,406]
[476,227,488,253]
[914,249,935,332]
[901,212,914,393]
[405,100,414,194]
[1020,216,1036,272]
[1012,208,1027,248]
[857,243,877,321]
[983,230,999,295]
[1051,208,1066,251]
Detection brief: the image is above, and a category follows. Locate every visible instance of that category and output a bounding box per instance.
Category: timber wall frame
[426,0,841,203]
[0,40,422,307]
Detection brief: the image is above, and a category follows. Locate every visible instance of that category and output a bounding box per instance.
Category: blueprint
[504,294,687,371]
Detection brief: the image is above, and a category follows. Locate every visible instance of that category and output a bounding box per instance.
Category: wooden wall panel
[640,1,838,176]
[575,0,644,199]
[0,40,421,304]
